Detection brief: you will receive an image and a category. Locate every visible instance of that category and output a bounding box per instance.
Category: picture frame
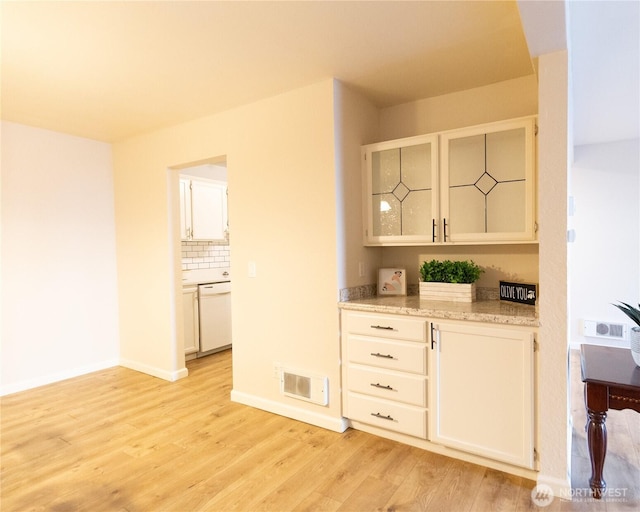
[378,268,407,296]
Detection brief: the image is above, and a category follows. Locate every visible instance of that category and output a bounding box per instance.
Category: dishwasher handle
[199,282,232,296]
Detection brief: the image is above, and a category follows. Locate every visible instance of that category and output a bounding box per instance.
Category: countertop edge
[338,300,539,328]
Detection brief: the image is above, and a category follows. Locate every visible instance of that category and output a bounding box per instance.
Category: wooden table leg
[586,408,607,499]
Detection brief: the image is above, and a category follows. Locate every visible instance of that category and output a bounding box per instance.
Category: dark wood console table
[580,344,640,499]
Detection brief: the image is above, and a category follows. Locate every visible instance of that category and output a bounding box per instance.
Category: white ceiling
[1,1,638,146]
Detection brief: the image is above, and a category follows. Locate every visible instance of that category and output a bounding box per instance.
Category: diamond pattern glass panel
[372,194,400,236]
[487,181,525,232]
[393,182,410,202]
[448,128,527,235]
[486,128,525,181]
[402,190,432,235]
[371,142,433,237]
[372,149,399,194]
[475,172,498,195]
[401,144,431,190]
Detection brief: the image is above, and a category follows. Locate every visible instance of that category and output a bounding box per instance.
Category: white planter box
[419,282,476,302]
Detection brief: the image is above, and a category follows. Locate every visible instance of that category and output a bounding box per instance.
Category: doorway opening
[170,156,231,370]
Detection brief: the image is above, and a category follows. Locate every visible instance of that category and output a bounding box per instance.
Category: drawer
[348,365,427,406]
[347,392,427,438]
[345,311,426,342]
[348,335,427,374]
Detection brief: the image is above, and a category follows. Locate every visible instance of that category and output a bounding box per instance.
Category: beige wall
[381,245,539,290]
[379,75,538,141]
[334,84,382,289]
[113,80,354,429]
[536,50,571,493]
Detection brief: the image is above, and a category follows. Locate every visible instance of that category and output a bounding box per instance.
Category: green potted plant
[419,259,483,302]
[612,301,640,366]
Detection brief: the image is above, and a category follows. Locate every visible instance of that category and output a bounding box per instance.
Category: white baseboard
[119,358,189,382]
[536,473,572,502]
[0,358,119,396]
[230,389,349,433]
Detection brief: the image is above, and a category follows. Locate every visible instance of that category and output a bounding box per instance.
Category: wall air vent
[581,320,629,340]
[280,367,328,406]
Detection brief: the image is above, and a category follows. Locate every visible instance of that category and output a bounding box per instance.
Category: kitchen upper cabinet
[362,116,536,246]
[441,117,536,243]
[364,134,439,245]
[180,178,228,241]
[428,321,535,469]
[179,179,193,240]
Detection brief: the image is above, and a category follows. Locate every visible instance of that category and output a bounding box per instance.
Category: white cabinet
[182,285,199,355]
[341,309,537,470]
[440,118,536,243]
[341,311,428,439]
[180,178,228,241]
[362,116,536,246]
[428,321,535,469]
[364,134,439,244]
[179,179,192,240]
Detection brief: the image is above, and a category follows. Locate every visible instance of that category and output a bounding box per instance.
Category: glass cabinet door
[440,118,535,242]
[365,134,438,245]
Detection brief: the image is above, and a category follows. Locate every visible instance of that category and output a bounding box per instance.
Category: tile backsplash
[181,241,230,270]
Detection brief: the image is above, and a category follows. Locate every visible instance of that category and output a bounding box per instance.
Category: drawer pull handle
[371,412,394,421]
[371,383,394,391]
[371,325,394,331]
[370,352,394,359]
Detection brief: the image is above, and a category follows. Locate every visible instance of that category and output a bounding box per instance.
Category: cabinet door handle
[371,412,394,421]
[371,383,394,390]
[370,352,394,359]
[430,323,436,350]
[443,218,448,242]
[432,218,436,242]
[371,325,393,331]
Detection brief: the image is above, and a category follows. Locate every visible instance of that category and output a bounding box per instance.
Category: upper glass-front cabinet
[362,117,536,246]
[441,117,536,243]
[364,134,439,245]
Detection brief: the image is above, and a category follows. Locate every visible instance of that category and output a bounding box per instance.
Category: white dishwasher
[198,280,232,355]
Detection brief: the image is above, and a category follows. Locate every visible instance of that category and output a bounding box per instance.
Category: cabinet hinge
[534,222,539,233]
[535,124,539,136]
[534,448,539,461]
[533,338,539,352]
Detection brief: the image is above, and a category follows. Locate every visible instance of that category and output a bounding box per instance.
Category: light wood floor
[1,348,638,511]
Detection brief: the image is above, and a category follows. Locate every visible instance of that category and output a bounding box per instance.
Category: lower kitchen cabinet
[341,311,428,439]
[429,321,535,469]
[182,285,199,355]
[341,309,536,471]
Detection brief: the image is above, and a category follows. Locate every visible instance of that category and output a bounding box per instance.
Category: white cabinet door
[190,180,227,241]
[180,178,228,241]
[429,321,535,469]
[363,134,439,245]
[179,179,192,240]
[361,116,536,246]
[182,286,199,354]
[440,117,536,242]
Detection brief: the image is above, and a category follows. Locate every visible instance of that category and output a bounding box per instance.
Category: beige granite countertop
[338,295,539,327]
